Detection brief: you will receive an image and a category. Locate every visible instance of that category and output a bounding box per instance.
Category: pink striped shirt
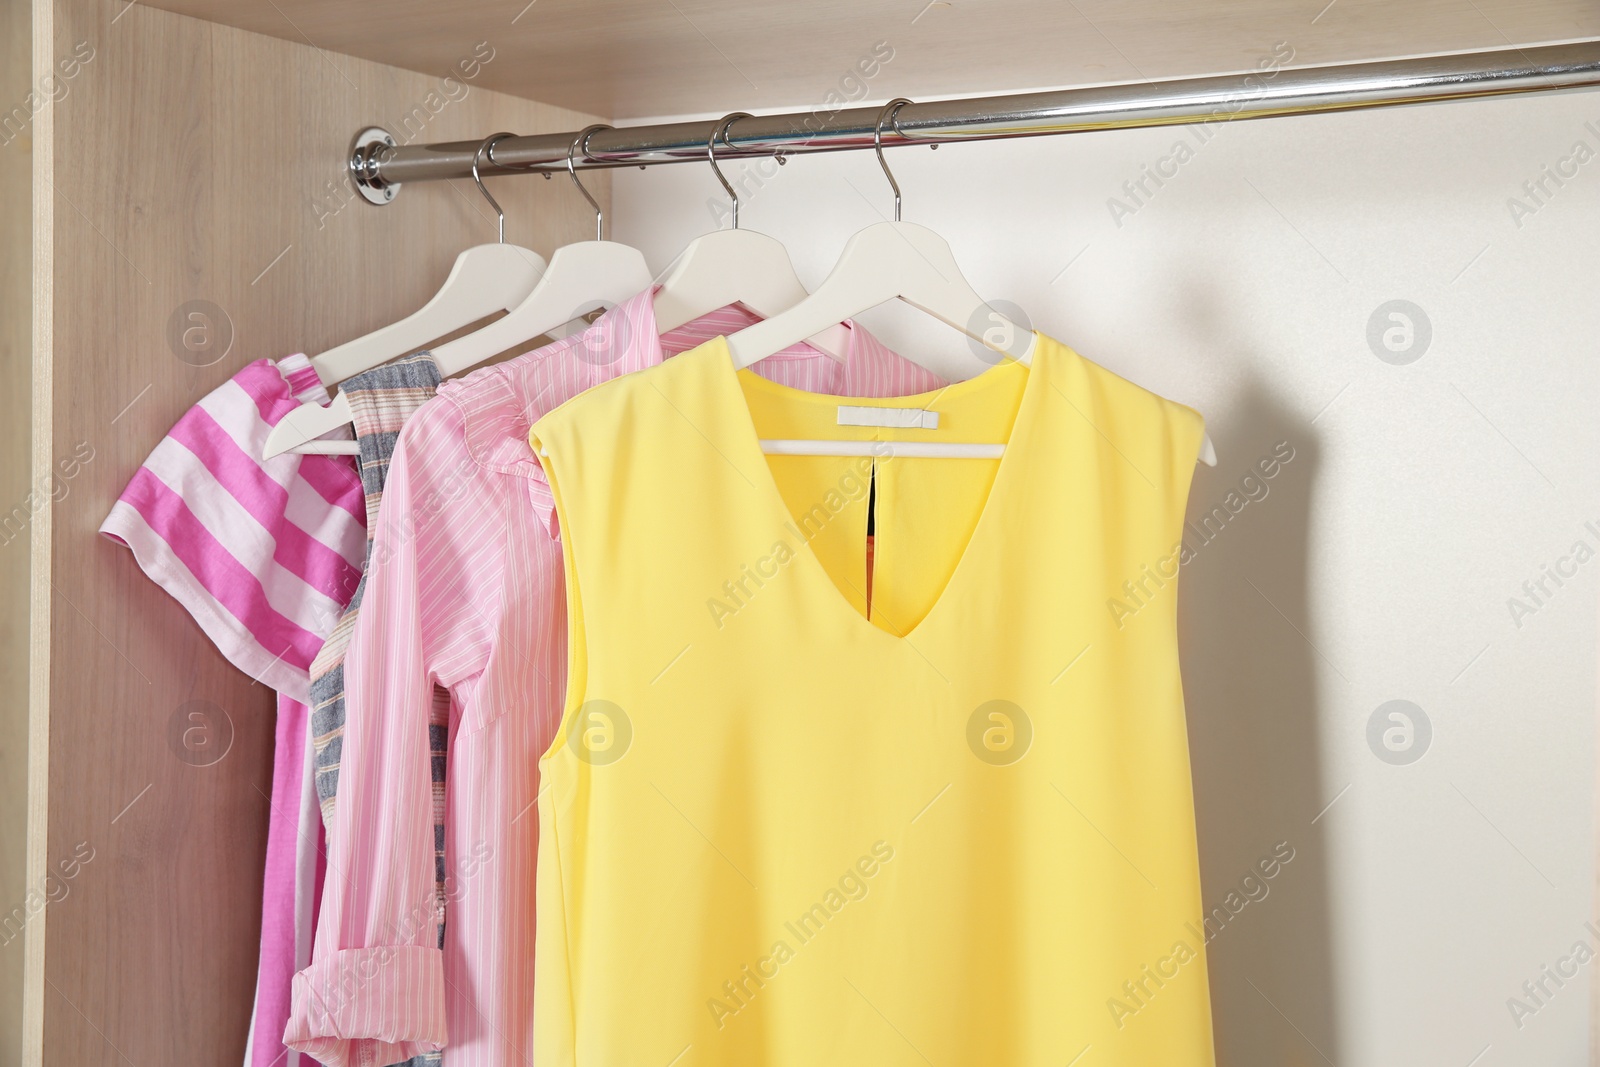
[285,291,943,1066]
[100,355,365,699]
[100,354,366,1067]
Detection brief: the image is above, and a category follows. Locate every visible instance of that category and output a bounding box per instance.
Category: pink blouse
[285,290,943,1066]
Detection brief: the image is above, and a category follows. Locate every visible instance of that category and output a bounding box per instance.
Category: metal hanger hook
[707,112,751,229]
[874,98,913,222]
[567,124,613,240]
[472,132,516,243]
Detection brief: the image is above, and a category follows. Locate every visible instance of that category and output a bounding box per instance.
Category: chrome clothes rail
[349,41,1600,204]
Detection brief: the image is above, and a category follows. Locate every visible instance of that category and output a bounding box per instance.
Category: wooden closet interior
[7,0,1600,1063]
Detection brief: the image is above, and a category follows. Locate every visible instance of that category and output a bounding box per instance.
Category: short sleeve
[99,356,366,701]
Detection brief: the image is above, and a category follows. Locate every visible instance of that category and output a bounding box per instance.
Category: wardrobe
[11,0,1600,1064]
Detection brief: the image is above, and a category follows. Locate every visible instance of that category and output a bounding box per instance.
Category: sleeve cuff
[283,945,446,1067]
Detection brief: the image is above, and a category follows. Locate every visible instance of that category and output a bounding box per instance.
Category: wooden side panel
[1,0,32,1060]
[28,1,605,1062]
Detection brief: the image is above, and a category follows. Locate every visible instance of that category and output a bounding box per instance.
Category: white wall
[615,87,1599,1067]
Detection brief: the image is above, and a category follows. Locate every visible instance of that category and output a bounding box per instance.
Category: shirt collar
[438,287,665,482]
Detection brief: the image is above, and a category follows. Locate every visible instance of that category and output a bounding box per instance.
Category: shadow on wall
[1178,372,1339,1067]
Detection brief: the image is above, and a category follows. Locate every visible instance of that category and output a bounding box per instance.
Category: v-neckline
[701,333,1053,646]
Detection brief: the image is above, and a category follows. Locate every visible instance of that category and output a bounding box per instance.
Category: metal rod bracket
[350,127,400,205]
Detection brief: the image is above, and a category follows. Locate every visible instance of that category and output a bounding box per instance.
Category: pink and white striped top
[100,355,365,700]
[285,290,943,1067]
[100,354,367,1067]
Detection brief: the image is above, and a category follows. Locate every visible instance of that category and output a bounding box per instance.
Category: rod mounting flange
[350,127,400,205]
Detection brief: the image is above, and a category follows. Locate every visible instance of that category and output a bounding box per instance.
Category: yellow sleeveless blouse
[531,334,1214,1066]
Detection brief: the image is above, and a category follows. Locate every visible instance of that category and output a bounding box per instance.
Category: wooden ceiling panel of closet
[137,0,1600,118]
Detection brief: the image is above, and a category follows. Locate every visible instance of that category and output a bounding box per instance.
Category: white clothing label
[836,405,939,429]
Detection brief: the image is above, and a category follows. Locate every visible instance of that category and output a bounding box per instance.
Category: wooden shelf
[137,0,1600,118]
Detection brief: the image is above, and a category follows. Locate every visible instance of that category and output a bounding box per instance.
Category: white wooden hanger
[426,124,654,378]
[263,133,547,459]
[727,100,1217,467]
[652,114,848,361]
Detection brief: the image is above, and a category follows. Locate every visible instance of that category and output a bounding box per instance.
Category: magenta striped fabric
[101,354,366,1067]
[101,355,364,700]
[285,291,944,1066]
